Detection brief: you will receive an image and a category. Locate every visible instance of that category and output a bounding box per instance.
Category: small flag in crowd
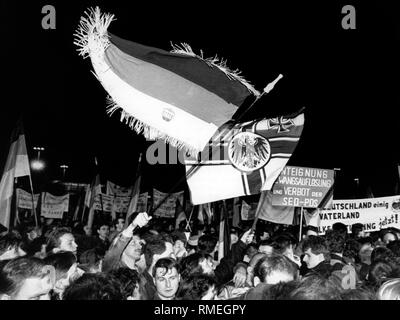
[185,112,305,204]
[74,7,259,156]
[256,191,296,225]
[0,121,31,229]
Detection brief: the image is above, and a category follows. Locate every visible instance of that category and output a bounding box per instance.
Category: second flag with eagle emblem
[184,112,305,204]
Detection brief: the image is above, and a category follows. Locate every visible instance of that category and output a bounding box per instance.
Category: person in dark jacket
[302,235,332,277]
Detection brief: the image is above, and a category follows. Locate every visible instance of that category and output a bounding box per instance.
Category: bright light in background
[31,159,45,171]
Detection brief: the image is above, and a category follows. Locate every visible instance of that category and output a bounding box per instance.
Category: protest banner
[106,181,133,197]
[16,188,39,210]
[271,166,334,208]
[153,189,184,218]
[241,201,257,221]
[41,192,70,219]
[306,195,400,234]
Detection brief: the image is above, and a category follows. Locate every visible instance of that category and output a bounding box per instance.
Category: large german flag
[75,7,259,156]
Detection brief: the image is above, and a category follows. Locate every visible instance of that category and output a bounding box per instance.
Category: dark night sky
[1,1,399,199]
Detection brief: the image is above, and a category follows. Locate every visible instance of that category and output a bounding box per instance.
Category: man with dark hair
[301,235,331,276]
[325,229,358,289]
[79,247,103,273]
[0,231,26,261]
[289,273,343,300]
[108,267,144,300]
[109,217,125,243]
[93,222,111,254]
[140,232,176,300]
[270,233,301,267]
[102,212,151,273]
[179,252,214,281]
[351,223,365,239]
[239,253,298,300]
[152,257,180,300]
[63,273,123,300]
[332,222,348,235]
[177,273,217,300]
[387,240,400,257]
[46,227,78,255]
[0,256,55,300]
[197,234,218,256]
[44,251,80,299]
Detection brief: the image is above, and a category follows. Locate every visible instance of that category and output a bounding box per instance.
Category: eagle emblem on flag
[228,132,271,173]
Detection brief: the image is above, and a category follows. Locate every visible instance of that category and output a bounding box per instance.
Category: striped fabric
[185,113,304,204]
[0,122,31,228]
[75,8,259,156]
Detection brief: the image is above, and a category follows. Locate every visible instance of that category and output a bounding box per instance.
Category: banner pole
[28,174,38,227]
[251,191,267,232]
[299,206,304,242]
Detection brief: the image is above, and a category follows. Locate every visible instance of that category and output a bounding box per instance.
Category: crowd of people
[1,210,400,300]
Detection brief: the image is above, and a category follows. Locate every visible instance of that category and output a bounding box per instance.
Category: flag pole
[125,153,143,228]
[28,173,38,227]
[150,75,285,215]
[299,206,304,242]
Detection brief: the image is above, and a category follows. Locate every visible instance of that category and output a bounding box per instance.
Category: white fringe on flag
[74,7,203,156]
[170,43,260,97]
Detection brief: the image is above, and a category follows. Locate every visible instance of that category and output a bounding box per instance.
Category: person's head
[179,253,214,280]
[46,227,77,255]
[343,238,362,264]
[270,233,296,257]
[304,225,319,238]
[176,273,217,300]
[108,267,143,300]
[44,251,79,295]
[325,229,346,255]
[258,239,274,255]
[377,278,400,300]
[83,225,92,236]
[387,240,400,258]
[289,274,343,300]
[121,234,145,266]
[197,234,218,255]
[152,258,180,300]
[63,273,123,300]
[358,239,374,265]
[332,222,348,236]
[381,229,398,245]
[143,236,175,273]
[96,223,110,240]
[371,246,396,265]
[367,261,400,288]
[340,286,377,300]
[113,218,125,233]
[0,232,26,261]
[0,257,55,300]
[79,248,103,273]
[230,228,240,246]
[262,280,300,300]
[351,223,365,238]
[244,243,259,262]
[246,253,267,286]
[171,232,187,257]
[302,235,328,269]
[25,225,41,241]
[254,253,298,286]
